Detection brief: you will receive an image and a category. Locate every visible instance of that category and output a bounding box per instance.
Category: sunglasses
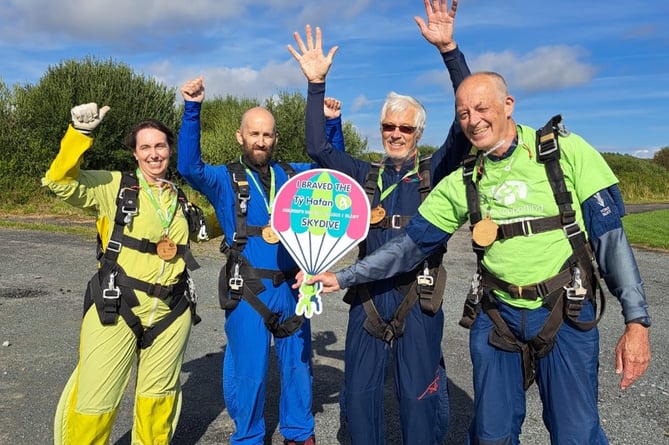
[381,123,417,135]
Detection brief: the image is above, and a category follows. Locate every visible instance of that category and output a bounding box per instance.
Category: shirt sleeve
[582,186,650,324]
[335,213,451,288]
[430,46,472,185]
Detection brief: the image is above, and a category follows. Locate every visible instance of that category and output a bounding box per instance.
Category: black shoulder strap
[276,161,296,178]
[417,154,432,203]
[536,115,576,227]
[363,162,382,206]
[226,161,251,254]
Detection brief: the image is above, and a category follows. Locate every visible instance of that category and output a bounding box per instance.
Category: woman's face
[132,128,171,182]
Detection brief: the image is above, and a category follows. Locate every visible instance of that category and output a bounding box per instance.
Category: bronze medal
[370,205,386,225]
[156,235,178,261]
[262,225,280,244]
[472,215,499,247]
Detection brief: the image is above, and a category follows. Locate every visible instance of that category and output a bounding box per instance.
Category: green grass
[622,210,669,251]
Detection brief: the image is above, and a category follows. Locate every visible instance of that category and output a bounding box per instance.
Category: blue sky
[2,0,668,158]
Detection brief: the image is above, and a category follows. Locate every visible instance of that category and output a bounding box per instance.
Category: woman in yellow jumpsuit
[43,104,200,445]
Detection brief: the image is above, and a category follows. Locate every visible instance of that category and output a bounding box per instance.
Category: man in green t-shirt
[300,71,651,444]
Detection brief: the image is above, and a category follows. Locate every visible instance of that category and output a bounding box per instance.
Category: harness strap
[458,116,609,388]
[371,215,412,230]
[359,281,420,344]
[496,215,563,240]
[357,156,444,336]
[88,171,200,340]
[114,233,199,270]
[480,266,573,301]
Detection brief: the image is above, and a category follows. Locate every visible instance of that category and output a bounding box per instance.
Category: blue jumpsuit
[177,102,342,444]
[304,47,471,444]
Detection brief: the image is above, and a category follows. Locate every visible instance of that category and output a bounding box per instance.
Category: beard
[242,145,274,170]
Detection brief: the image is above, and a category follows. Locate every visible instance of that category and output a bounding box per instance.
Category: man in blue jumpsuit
[288,1,471,443]
[177,77,344,445]
[303,71,652,444]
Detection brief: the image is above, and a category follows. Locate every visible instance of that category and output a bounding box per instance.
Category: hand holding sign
[271,169,370,318]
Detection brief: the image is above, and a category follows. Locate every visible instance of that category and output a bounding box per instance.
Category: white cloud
[470,45,597,93]
[152,58,304,101]
[351,95,373,113]
[632,148,660,159]
[0,0,242,43]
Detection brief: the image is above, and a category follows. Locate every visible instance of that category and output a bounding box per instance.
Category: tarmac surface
[0,211,667,444]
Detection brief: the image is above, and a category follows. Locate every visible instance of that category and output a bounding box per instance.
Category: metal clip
[564,267,587,301]
[228,263,244,291]
[198,224,209,241]
[416,261,434,287]
[186,277,198,303]
[121,206,138,225]
[103,272,120,300]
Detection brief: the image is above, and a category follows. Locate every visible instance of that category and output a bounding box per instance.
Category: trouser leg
[275,318,315,442]
[132,309,192,445]
[223,301,271,445]
[54,307,136,445]
[535,301,609,445]
[395,304,449,445]
[343,302,387,445]
[466,307,525,445]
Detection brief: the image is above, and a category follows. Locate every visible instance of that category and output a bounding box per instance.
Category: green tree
[198,96,260,165]
[653,147,669,171]
[6,57,180,198]
[198,90,367,165]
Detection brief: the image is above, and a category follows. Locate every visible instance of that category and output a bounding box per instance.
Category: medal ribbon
[240,156,275,214]
[376,157,420,202]
[136,169,179,233]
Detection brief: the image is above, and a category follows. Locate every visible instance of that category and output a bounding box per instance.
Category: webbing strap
[357,155,440,336]
[90,171,200,339]
[221,253,304,337]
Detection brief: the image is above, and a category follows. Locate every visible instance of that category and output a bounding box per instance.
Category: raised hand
[287,24,339,83]
[71,103,111,134]
[324,97,342,119]
[181,76,205,103]
[415,0,459,53]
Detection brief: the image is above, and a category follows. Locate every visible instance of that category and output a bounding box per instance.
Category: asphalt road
[0,223,667,444]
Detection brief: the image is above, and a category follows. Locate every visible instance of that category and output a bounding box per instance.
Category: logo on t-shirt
[492,181,528,206]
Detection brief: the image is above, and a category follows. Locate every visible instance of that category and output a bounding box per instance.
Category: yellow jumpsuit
[43,126,193,445]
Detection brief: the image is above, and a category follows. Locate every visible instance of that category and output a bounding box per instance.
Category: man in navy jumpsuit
[177,77,343,445]
[288,1,471,443]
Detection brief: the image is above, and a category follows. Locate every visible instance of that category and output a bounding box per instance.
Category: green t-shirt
[419,124,618,309]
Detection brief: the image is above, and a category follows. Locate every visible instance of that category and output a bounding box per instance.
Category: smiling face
[379,94,425,168]
[132,127,171,183]
[455,72,517,155]
[237,107,278,171]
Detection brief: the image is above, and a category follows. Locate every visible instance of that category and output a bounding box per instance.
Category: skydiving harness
[346,155,447,344]
[458,115,607,389]
[217,160,304,338]
[84,171,205,349]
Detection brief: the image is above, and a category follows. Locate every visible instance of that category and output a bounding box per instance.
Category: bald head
[240,107,276,133]
[236,106,278,171]
[455,71,516,155]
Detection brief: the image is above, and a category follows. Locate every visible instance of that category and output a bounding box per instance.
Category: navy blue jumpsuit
[304,47,471,445]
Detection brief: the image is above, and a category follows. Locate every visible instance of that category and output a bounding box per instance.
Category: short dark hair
[124,119,174,150]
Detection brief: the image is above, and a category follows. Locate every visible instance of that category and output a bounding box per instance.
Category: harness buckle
[538,134,559,157]
[391,215,402,229]
[229,263,244,292]
[102,288,121,300]
[521,219,532,236]
[106,240,122,253]
[562,221,581,238]
[564,266,587,301]
[416,262,434,287]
